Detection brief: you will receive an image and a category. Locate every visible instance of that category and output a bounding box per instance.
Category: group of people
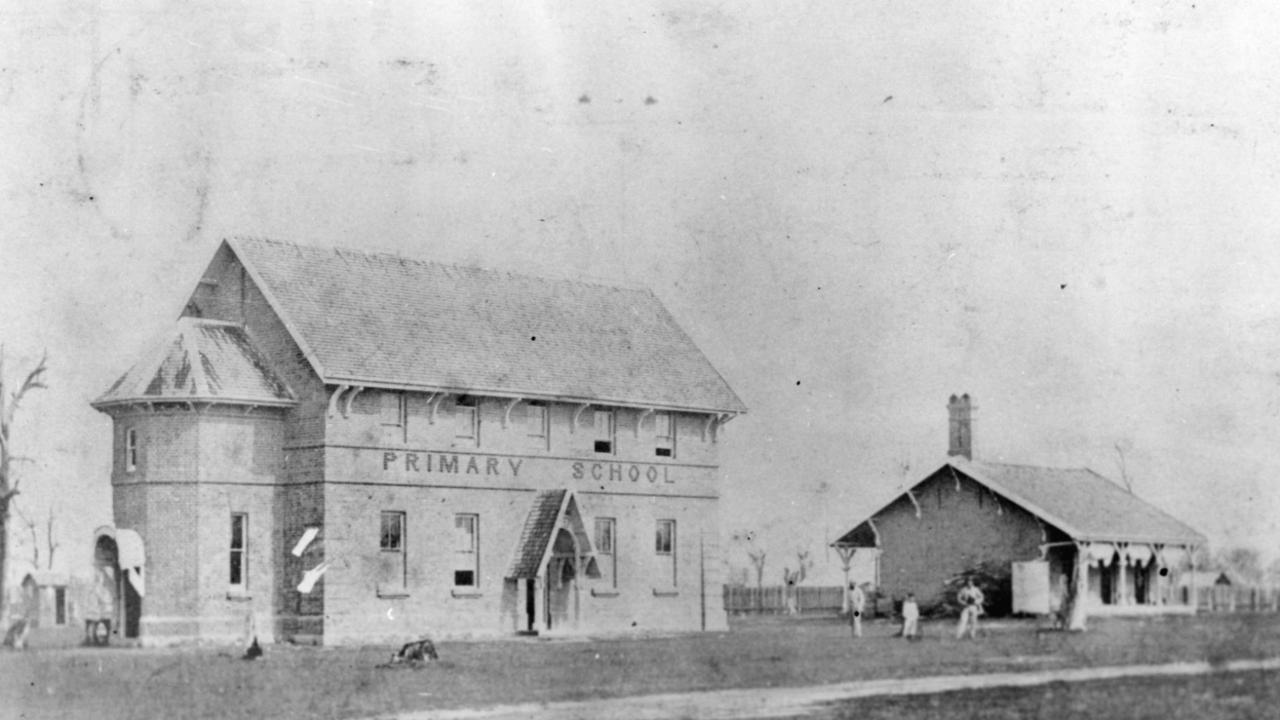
[847,578,985,640]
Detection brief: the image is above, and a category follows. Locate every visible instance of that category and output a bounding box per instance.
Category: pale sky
[3,1,1279,582]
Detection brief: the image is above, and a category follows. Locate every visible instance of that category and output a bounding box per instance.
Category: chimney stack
[947,393,973,460]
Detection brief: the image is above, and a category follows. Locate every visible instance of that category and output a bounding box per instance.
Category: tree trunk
[0,502,10,633]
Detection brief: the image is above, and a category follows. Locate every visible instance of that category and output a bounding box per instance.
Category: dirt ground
[2,613,1279,719]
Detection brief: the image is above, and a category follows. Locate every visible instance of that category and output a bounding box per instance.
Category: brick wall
[873,469,1067,608]
[190,245,326,449]
[105,405,288,645]
[275,481,324,641]
[314,485,724,644]
[120,244,735,645]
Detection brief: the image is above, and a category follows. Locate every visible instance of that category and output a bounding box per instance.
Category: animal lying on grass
[377,637,439,669]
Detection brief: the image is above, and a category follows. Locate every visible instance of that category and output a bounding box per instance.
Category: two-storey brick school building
[90,237,746,646]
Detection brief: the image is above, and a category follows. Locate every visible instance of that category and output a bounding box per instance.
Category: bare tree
[781,549,813,615]
[1,349,48,633]
[45,507,59,571]
[1114,442,1134,494]
[15,504,38,569]
[747,549,767,611]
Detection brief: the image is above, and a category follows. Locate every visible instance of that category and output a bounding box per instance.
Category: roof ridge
[970,459,1093,473]
[227,235,652,294]
[179,317,241,328]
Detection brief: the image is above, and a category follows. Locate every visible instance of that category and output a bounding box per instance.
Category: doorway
[94,534,140,640]
[546,557,575,630]
[544,528,580,631]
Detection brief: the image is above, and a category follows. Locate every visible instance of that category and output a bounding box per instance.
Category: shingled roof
[509,490,568,578]
[224,237,746,414]
[959,460,1205,545]
[835,458,1205,548]
[507,490,600,579]
[93,318,295,408]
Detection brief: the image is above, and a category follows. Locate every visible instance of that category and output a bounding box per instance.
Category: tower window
[125,428,139,472]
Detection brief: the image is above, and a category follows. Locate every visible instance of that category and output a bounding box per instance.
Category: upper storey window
[381,392,407,443]
[380,392,405,426]
[593,409,614,454]
[455,396,478,445]
[654,413,675,458]
[526,401,549,449]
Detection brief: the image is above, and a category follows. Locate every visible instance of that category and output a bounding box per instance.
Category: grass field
[804,670,1279,720]
[2,613,1279,719]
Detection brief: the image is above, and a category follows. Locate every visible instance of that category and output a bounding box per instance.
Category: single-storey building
[833,394,1206,628]
[1178,571,1236,611]
[19,571,70,629]
[91,237,745,645]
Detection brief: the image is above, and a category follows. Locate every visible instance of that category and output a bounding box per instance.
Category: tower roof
[93,317,296,409]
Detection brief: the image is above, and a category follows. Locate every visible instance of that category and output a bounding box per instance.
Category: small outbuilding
[833,394,1207,628]
[19,571,70,629]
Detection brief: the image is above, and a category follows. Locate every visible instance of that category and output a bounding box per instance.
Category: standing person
[849,582,866,638]
[901,592,920,640]
[955,578,985,640]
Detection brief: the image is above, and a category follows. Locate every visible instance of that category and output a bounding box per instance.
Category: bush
[933,561,1013,618]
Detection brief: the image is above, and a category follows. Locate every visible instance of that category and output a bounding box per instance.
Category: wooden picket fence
[722,585,847,615]
[1195,586,1280,613]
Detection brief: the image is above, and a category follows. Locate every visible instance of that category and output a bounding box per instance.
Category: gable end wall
[874,471,1063,608]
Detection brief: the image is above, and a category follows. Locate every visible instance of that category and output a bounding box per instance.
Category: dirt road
[399,657,1280,720]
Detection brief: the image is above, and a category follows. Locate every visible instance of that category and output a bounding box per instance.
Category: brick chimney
[947,393,973,460]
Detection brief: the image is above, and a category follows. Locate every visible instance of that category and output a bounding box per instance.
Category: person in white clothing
[955,578,985,640]
[848,583,867,638]
[901,592,920,640]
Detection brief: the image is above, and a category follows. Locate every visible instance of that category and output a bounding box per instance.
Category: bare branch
[1113,442,1134,494]
[46,507,58,570]
[15,503,38,568]
[2,351,47,428]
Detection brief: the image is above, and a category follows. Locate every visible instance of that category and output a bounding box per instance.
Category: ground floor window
[230,513,248,588]
[656,519,676,586]
[595,518,616,587]
[454,514,479,587]
[380,511,406,588]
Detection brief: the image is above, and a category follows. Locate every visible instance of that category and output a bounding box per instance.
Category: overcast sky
[3,1,1279,581]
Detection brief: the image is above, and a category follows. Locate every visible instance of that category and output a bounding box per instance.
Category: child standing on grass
[848,583,866,638]
[901,593,920,640]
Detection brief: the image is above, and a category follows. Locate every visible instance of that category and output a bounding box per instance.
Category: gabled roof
[222,237,746,414]
[835,458,1206,548]
[93,317,296,409]
[21,571,68,587]
[1178,571,1233,588]
[507,490,600,579]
